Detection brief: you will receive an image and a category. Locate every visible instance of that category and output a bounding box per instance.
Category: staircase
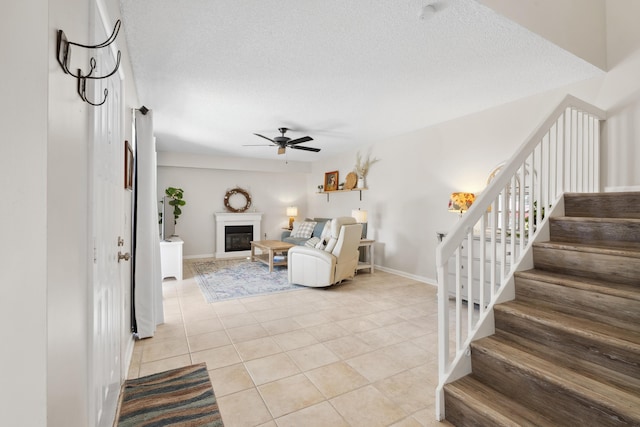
[443,192,640,426]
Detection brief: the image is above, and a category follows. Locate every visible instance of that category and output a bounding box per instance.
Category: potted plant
[164,187,186,224]
[354,151,380,188]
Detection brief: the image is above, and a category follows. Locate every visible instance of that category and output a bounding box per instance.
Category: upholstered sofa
[281,217,331,246]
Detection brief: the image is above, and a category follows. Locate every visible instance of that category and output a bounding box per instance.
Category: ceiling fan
[245,127,321,155]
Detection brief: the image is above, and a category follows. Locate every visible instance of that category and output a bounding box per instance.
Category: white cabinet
[160,236,183,280]
[439,233,512,306]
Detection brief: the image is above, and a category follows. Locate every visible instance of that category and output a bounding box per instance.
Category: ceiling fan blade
[278,146,286,155]
[287,136,313,145]
[290,145,321,152]
[254,133,276,143]
[242,144,273,147]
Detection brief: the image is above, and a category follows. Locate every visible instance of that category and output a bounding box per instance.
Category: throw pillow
[311,219,329,238]
[315,220,332,250]
[305,237,321,247]
[290,221,302,236]
[291,221,316,239]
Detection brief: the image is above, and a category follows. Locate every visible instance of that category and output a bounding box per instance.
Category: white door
[88,4,126,426]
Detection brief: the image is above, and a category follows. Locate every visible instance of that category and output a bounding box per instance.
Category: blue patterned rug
[193,259,303,303]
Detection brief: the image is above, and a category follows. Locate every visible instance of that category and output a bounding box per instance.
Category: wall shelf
[317,188,367,202]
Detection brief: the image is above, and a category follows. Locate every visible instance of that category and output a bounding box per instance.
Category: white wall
[47,1,94,424]
[3,0,141,420]
[157,153,311,257]
[481,0,607,70]
[597,0,640,190]
[0,1,48,425]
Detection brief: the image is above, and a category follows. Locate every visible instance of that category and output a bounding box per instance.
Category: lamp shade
[448,192,475,213]
[351,209,368,223]
[286,206,298,217]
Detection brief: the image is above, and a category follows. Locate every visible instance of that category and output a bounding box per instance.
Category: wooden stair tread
[494,330,640,396]
[495,300,640,348]
[515,269,640,301]
[533,240,640,258]
[445,376,556,427]
[553,216,640,224]
[471,336,640,422]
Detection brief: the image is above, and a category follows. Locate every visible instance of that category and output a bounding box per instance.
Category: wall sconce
[448,192,475,217]
[352,209,368,239]
[286,206,298,230]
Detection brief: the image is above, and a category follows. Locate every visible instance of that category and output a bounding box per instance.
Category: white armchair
[288,217,363,287]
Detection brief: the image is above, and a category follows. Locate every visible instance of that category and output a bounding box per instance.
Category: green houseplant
[164,187,186,224]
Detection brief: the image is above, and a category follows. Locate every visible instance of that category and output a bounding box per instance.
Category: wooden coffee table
[250,240,295,272]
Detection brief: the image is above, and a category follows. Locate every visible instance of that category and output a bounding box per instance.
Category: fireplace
[214,212,262,258]
[225,225,253,252]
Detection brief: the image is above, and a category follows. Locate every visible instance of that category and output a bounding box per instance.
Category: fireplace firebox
[214,212,262,259]
[225,225,253,252]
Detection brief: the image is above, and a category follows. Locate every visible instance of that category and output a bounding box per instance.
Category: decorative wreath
[224,187,252,213]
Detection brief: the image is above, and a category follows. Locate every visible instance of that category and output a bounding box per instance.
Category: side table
[356,239,375,273]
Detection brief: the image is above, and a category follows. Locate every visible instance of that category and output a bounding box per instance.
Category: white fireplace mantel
[214,212,263,258]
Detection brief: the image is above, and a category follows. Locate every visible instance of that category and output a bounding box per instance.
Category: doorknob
[118,251,130,262]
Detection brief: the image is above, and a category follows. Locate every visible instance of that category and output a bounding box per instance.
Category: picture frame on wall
[324,170,339,191]
[124,140,134,190]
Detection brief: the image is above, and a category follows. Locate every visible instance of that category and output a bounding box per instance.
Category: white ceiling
[120,0,603,162]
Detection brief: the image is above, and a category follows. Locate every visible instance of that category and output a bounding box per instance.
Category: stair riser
[550,219,640,247]
[515,277,640,332]
[564,193,640,218]
[470,344,638,426]
[494,307,640,380]
[533,246,640,286]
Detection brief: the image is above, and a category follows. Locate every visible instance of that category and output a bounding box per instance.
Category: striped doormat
[116,363,224,426]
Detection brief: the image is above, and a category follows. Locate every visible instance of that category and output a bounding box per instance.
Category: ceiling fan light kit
[245,127,321,155]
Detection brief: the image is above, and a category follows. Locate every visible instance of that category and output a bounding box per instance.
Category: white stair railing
[434,95,606,420]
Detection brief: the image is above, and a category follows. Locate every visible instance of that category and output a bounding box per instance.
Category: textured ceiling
[120,0,603,162]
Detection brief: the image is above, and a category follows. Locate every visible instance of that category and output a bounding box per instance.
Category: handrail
[434,94,606,420]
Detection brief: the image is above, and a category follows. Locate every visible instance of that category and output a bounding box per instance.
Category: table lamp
[448,192,475,217]
[286,206,298,230]
[352,209,368,239]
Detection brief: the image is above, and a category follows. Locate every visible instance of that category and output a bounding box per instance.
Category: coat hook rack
[77,69,108,106]
[56,20,122,106]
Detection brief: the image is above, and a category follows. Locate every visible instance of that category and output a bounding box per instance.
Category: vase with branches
[353,151,380,188]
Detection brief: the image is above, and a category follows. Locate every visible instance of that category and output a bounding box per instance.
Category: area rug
[192,259,303,303]
[116,363,223,427]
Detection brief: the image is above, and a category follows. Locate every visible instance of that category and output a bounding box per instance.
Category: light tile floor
[128,259,453,427]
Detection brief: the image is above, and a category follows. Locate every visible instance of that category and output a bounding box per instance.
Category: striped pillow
[305,237,321,247]
[291,221,316,238]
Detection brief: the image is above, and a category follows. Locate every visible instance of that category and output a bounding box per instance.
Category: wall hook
[77,70,108,106]
[56,20,122,106]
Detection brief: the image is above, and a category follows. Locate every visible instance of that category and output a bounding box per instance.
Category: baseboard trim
[122,334,135,380]
[374,265,437,286]
[604,185,640,192]
[183,253,214,260]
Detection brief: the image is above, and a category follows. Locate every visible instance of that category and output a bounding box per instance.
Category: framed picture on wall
[124,140,133,190]
[324,170,339,191]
